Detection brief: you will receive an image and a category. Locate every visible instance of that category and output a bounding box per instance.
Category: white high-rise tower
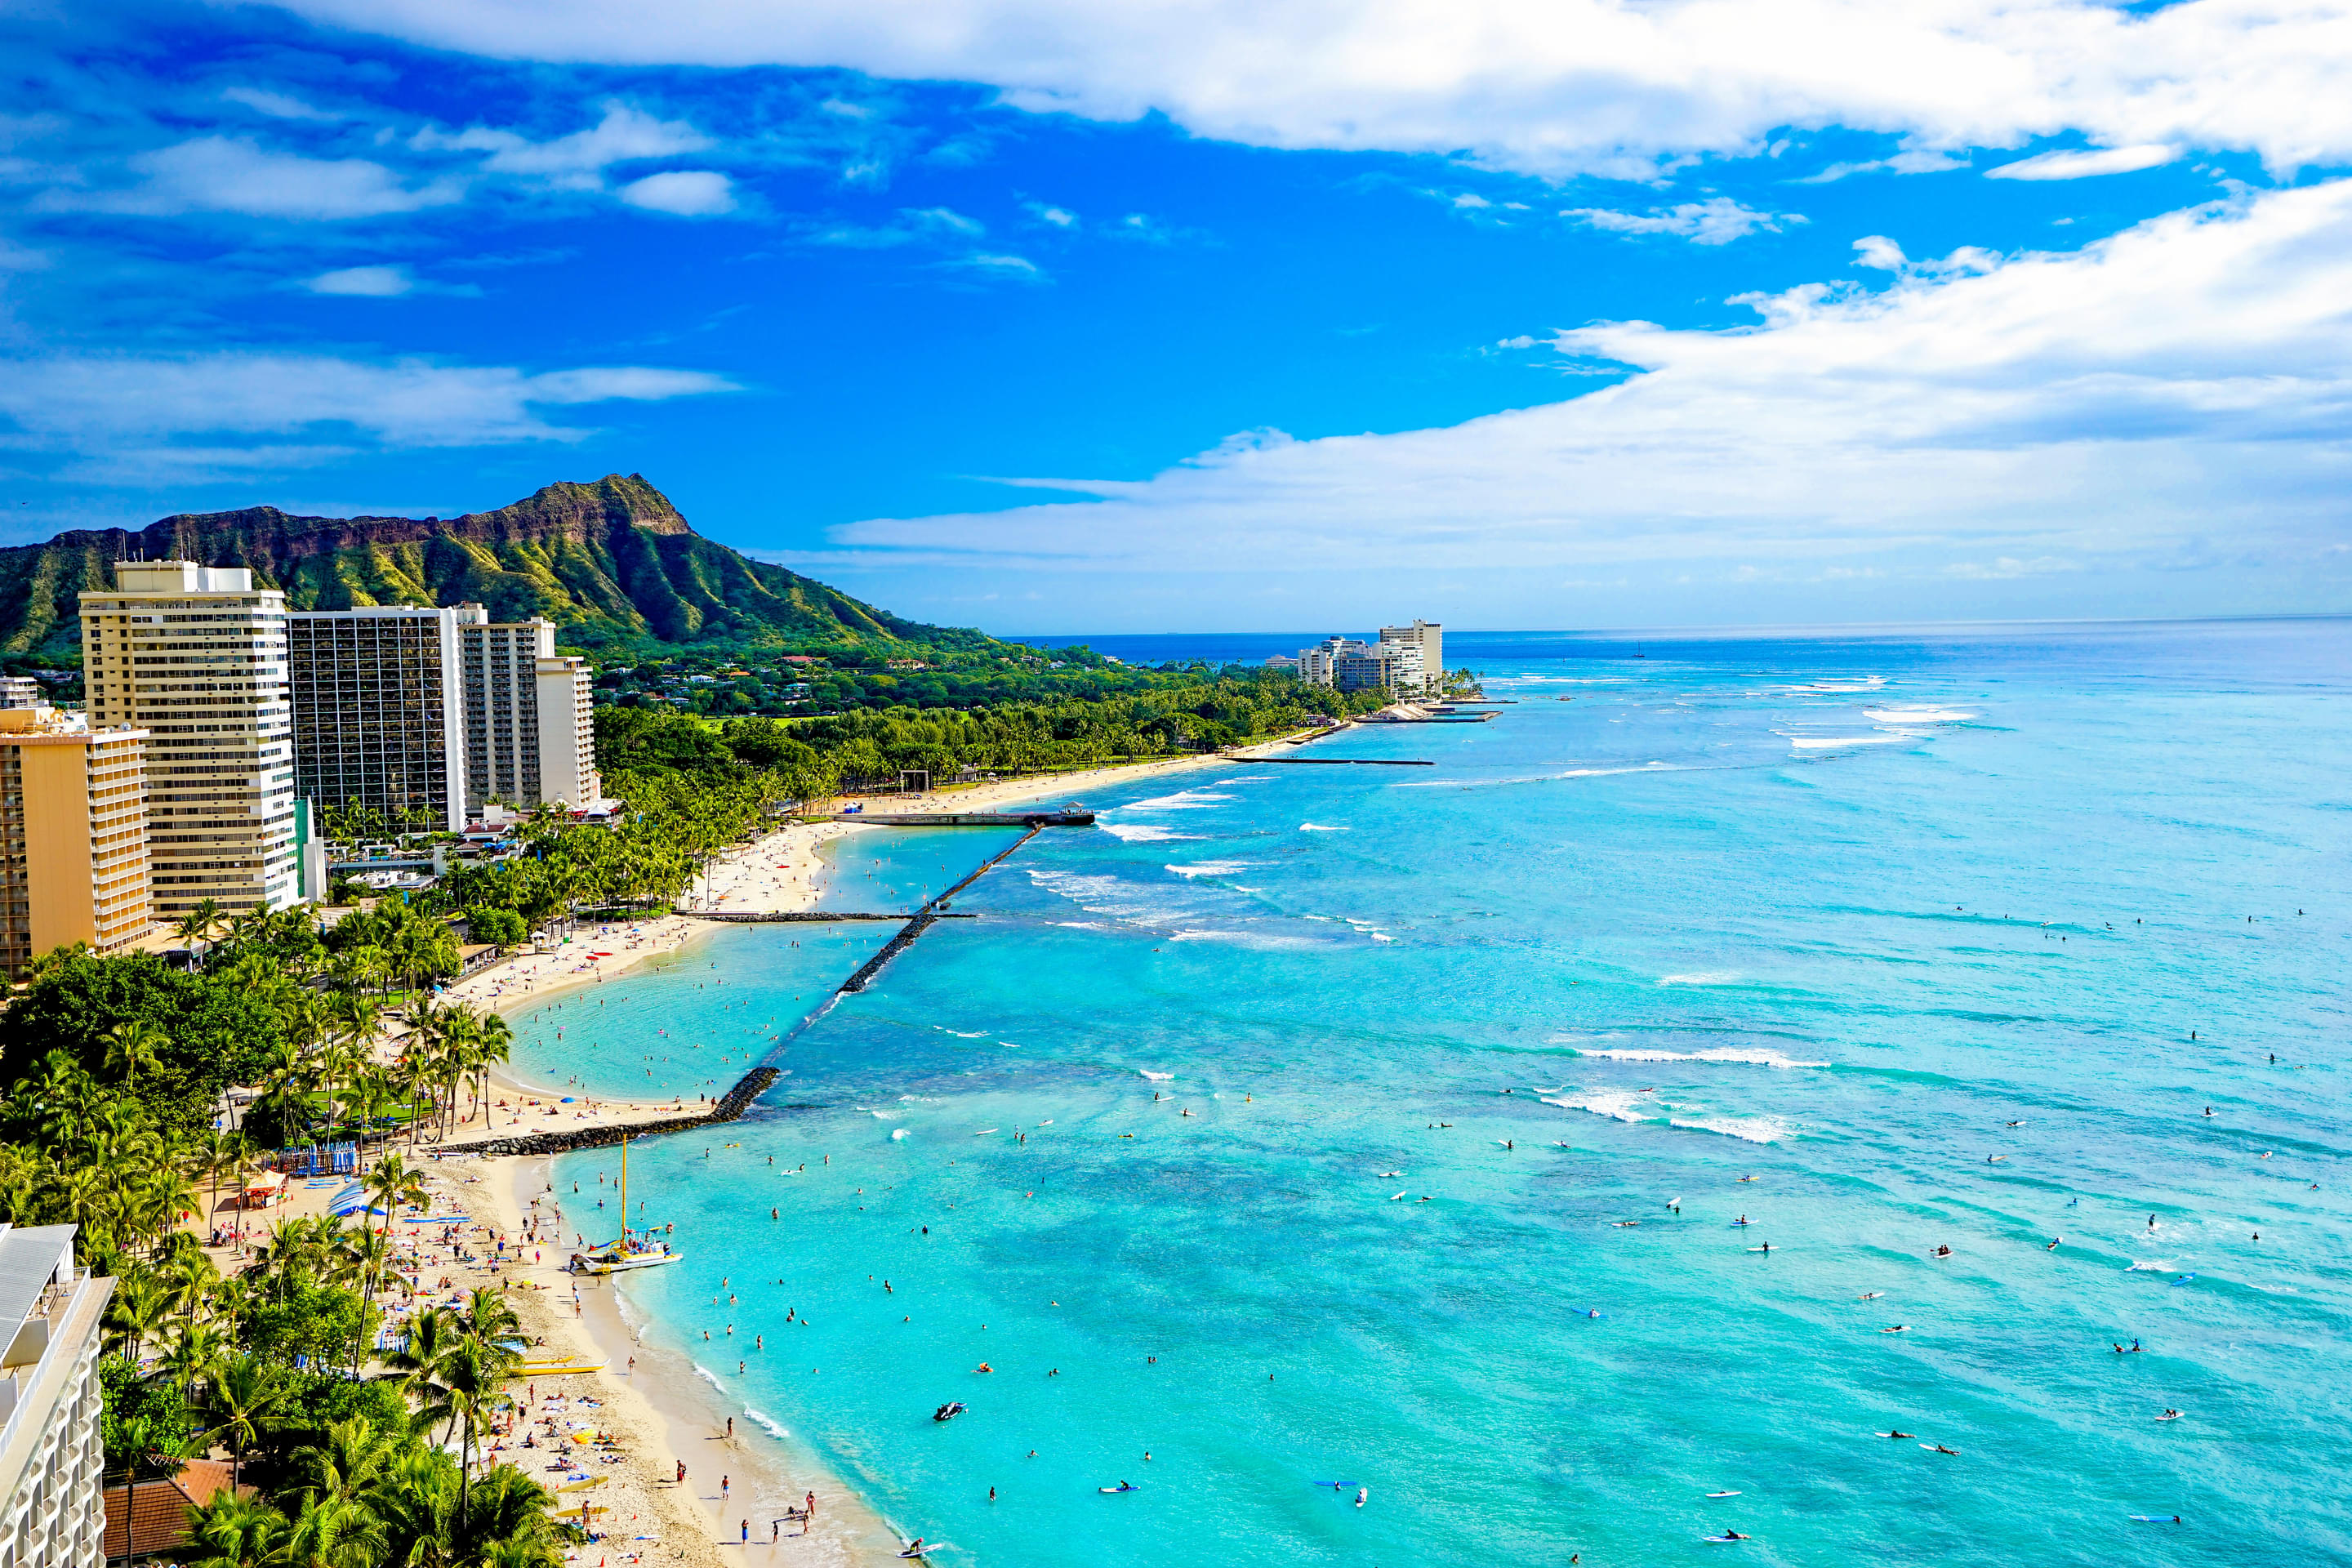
[79,563,301,916]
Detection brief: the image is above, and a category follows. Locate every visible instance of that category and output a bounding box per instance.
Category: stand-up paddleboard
[2128,1515,2181,1523]
[1705,1490,1741,1498]
[1098,1484,1137,1494]
[2170,1273,2196,1286]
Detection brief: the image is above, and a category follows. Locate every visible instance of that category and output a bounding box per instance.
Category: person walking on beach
[677,1461,687,1485]
[804,1492,817,1535]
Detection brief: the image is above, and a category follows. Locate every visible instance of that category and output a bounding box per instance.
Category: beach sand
[242,739,1334,1562]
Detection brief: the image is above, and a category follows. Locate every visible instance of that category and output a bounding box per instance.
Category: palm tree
[469,1013,511,1130]
[457,1465,581,1566]
[101,1020,167,1097]
[333,1224,402,1374]
[359,1153,427,1238]
[176,898,225,964]
[279,1494,387,1568]
[158,1317,228,1402]
[294,1415,400,1508]
[205,1354,288,1488]
[180,1489,289,1568]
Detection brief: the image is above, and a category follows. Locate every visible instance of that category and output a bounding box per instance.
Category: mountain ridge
[0,474,979,660]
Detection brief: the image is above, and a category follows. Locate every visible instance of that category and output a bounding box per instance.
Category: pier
[434,1067,782,1158]
[796,808,1094,826]
[1258,757,1435,766]
[838,827,1044,994]
[681,910,975,922]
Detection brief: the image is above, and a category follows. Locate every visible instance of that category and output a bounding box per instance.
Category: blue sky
[3,0,2349,632]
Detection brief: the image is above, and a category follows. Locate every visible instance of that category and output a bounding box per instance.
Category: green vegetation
[0,926,567,1566]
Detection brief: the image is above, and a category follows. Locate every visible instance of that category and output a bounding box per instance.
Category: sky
[2,0,2350,634]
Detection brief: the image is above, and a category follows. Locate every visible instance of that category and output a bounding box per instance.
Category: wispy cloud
[619,170,737,216]
[812,180,2352,598]
[260,0,2352,176]
[45,136,465,220]
[1985,144,2179,180]
[0,352,738,472]
[1562,197,1800,245]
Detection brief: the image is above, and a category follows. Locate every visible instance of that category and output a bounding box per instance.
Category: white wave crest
[1166,859,1263,878]
[692,1362,724,1391]
[1140,1070,1174,1081]
[743,1407,790,1440]
[1788,733,1914,751]
[1123,790,1235,812]
[1575,1046,1829,1069]
[1300,822,1350,832]
[1864,706,1977,723]
[890,1128,909,1140]
[1542,1091,1656,1123]
[1661,972,1741,987]
[1669,1116,1794,1144]
[1097,822,1203,843]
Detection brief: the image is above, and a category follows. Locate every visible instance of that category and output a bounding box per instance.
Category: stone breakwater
[436,1067,781,1157]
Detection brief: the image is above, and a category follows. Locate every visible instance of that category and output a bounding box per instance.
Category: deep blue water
[542,620,2351,1566]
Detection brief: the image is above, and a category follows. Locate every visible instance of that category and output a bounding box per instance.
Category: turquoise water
[546,621,2351,1565]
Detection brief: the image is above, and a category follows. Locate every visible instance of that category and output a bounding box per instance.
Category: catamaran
[567,1135,683,1275]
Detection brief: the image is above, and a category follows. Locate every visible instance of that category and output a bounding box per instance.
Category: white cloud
[1564,197,1799,245]
[220,87,345,122]
[414,104,710,186]
[50,136,464,219]
[1985,143,2180,180]
[261,0,2352,176]
[0,352,737,458]
[619,169,737,215]
[1025,202,1077,227]
[812,180,2352,596]
[907,206,984,235]
[951,252,1044,278]
[305,264,415,296]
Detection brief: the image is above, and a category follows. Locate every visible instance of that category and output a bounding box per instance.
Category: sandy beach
[274,737,1336,1565]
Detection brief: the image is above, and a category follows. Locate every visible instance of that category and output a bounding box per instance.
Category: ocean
[521,621,2351,1566]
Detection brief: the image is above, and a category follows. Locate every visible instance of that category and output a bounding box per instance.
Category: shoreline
[388,735,1329,1561]
[437,1151,906,1567]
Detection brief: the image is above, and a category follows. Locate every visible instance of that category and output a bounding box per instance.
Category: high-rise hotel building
[79,564,300,916]
[454,608,600,812]
[0,1223,114,1568]
[287,607,467,833]
[0,708,151,980]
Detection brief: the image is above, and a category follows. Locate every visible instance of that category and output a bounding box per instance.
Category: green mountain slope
[0,474,982,659]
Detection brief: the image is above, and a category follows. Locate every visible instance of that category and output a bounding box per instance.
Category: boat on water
[566,1135,684,1275]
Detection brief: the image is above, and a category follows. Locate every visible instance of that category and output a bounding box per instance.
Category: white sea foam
[1166,859,1262,878]
[743,1407,790,1440]
[999,1041,1020,1049]
[692,1362,724,1391]
[938,1028,987,1039]
[1140,1070,1174,1081]
[1123,790,1236,812]
[1212,775,1276,784]
[1542,1091,1655,1123]
[1808,676,1887,691]
[890,1128,909,1139]
[2126,1259,2176,1272]
[1300,822,1350,832]
[1864,706,1978,723]
[870,1110,891,1119]
[1661,972,1742,987]
[1575,1046,1830,1069]
[1670,1116,1794,1144]
[1788,733,1914,751]
[1097,822,1203,843]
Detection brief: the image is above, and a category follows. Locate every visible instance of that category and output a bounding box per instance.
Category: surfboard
[1706,1490,1741,1498]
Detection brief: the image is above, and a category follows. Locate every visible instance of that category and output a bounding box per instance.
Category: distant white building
[1287,622,1440,695]
[1378,619,1442,697]
[0,1223,114,1568]
[453,607,603,814]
